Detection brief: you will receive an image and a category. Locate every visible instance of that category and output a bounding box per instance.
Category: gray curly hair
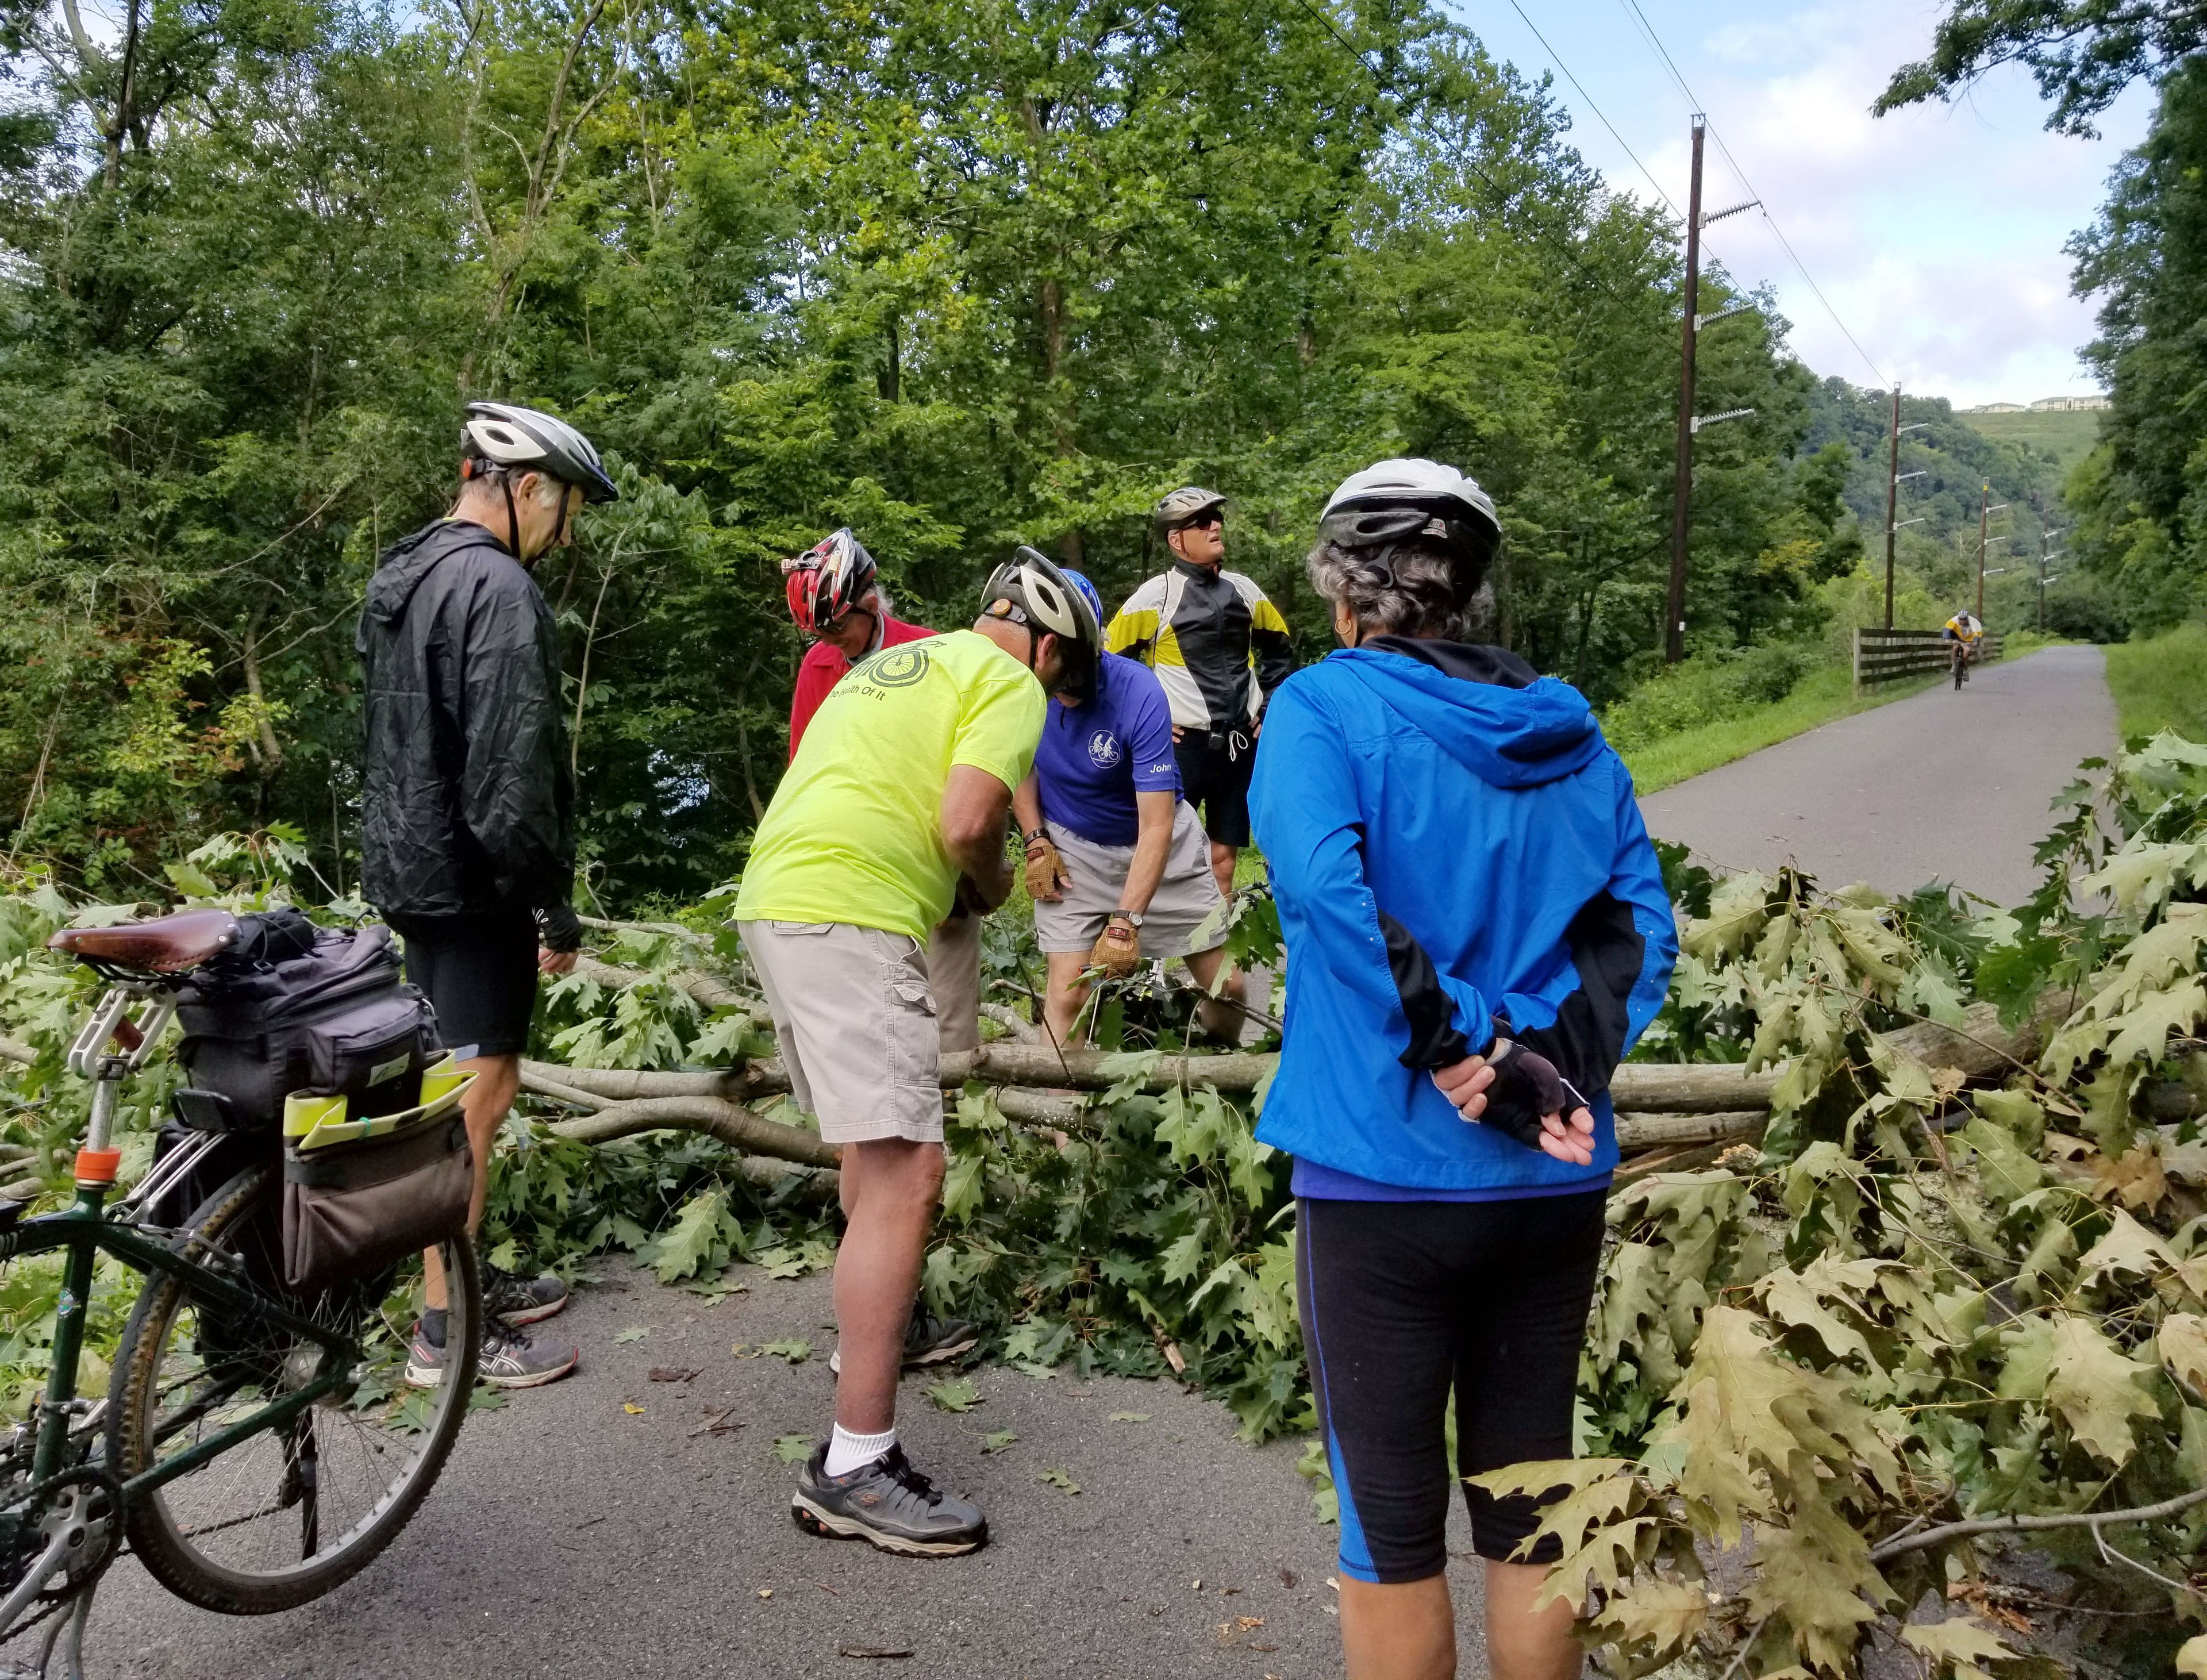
[1305,538,1493,642]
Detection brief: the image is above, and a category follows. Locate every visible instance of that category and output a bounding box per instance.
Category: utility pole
[1664,115,1705,665]
[1882,409,1930,628]
[1882,387,1900,629]
[1977,483,1989,620]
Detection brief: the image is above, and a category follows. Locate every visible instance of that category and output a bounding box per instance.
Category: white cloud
[1460,0,2152,406]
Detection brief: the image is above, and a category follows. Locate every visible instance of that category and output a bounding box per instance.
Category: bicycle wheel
[105,1164,482,1613]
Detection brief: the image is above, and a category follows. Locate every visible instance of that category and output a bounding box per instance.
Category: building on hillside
[1964,402,2027,413]
[2028,395,2110,411]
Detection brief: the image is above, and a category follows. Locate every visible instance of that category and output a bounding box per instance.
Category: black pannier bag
[169,911,471,1293]
[173,914,437,1128]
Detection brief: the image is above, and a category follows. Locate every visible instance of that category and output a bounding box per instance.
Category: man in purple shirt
[1011,572,1241,1045]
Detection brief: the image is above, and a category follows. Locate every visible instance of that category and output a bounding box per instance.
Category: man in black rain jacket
[357,401,618,1390]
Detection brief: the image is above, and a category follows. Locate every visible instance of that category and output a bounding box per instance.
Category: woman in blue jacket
[1249,460,1677,1680]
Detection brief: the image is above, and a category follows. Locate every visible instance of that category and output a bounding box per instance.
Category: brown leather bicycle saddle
[48,908,240,974]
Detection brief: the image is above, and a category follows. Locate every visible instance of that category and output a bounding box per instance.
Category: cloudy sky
[1455,0,2156,407]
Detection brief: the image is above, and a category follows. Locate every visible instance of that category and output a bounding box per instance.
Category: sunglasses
[1182,514,1224,532]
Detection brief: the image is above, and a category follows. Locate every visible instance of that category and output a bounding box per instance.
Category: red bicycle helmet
[781,529,879,634]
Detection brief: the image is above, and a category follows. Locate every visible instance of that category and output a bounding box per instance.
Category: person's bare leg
[424,1051,518,1312]
[1208,840,1237,900]
[1483,1560,1582,1680]
[833,1139,944,1434]
[1182,946,1240,1041]
[1041,949,1091,1047]
[1339,1575,1455,1680]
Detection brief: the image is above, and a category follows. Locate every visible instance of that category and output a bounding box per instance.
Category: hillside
[1800,378,2069,628]
[1955,406,2103,478]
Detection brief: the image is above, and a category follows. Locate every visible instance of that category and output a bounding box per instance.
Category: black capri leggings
[1297,1190,1606,1583]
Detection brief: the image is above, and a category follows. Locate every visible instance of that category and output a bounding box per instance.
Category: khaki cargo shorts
[1032,802,1225,959]
[737,920,944,1145]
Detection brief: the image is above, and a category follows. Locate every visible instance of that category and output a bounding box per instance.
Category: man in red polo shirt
[780,535,982,1056]
[785,529,940,759]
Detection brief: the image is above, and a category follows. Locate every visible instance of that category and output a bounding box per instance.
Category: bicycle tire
[105,1164,482,1614]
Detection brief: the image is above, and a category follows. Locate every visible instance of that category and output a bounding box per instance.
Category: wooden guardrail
[1852,628,2004,691]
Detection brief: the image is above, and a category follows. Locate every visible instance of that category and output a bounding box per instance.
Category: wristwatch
[1024,827,1049,845]
[1110,910,1145,928]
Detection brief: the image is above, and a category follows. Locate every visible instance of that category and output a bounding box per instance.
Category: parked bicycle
[0,909,480,1678]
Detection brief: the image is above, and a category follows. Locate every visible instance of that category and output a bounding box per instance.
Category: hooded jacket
[356,519,574,920]
[1248,637,1677,1196]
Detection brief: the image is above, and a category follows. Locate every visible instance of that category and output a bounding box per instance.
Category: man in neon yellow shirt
[736,548,1098,1557]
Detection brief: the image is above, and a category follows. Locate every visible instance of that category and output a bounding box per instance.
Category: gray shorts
[1032,803,1225,959]
[736,920,943,1145]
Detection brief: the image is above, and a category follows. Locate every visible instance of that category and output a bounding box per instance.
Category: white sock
[825,1424,897,1478]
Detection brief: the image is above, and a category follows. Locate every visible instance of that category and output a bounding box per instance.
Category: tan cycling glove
[1089,918,1141,978]
[1024,833,1070,902]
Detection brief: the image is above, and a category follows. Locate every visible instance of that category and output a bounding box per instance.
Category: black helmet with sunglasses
[1153,486,1227,534]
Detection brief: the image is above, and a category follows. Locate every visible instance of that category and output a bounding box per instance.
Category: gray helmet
[1154,486,1227,533]
[1320,458,1501,608]
[981,545,1103,699]
[462,401,619,503]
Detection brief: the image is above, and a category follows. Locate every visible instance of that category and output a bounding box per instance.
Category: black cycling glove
[1475,1035,1575,1152]
[537,901,582,954]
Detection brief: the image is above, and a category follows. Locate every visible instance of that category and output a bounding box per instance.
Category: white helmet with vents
[1320,458,1501,605]
[981,546,1103,699]
[461,401,619,503]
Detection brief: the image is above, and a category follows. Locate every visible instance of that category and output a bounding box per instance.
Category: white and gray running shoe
[790,1443,988,1556]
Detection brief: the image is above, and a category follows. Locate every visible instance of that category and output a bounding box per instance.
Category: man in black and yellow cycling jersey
[1106,488,1295,897]
[1942,609,1983,682]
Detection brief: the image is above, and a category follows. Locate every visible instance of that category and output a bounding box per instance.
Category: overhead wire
[1500,0,1680,220]
[1610,0,1891,387]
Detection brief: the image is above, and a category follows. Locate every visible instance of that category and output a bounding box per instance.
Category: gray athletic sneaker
[791,1443,988,1556]
[405,1320,578,1390]
[827,1309,980,1376]
[483,1264,570,1326]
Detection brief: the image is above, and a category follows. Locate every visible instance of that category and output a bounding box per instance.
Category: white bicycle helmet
[1320,458,1501,606]
[461,402,620,503]
[981,546,1102,698]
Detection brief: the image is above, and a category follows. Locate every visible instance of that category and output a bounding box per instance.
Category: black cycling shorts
[385,906,541,1059]
[1173,728,1254,848]
[1297,1190,1607,1582]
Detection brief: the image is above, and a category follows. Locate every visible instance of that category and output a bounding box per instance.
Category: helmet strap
[502,476,522,562]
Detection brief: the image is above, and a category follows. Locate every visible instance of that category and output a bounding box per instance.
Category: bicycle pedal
[0,1202,23,1236]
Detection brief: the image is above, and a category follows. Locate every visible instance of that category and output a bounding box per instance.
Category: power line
[1501,0,1679,220]
[1608,0,1890,388]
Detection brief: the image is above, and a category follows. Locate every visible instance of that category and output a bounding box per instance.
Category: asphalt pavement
[84,1259,1502,1679]
[1636,645,2117,905]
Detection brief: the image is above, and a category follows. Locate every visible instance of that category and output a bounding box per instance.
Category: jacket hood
[364,520,512,629]
[1330,640,1602,788]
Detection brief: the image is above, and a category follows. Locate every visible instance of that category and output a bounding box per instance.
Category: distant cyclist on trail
[1013,568,1240,1047]
[1942,608,1984,685]
[359,401,617,1390]
[780,529,981,1059]
[1249,458,1677,1680]
[1106,487,1295,899]
[737,548,1095,1557]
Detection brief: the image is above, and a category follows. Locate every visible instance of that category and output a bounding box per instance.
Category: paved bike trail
[84,1259,1498,1679]
[1636,645,2117,906]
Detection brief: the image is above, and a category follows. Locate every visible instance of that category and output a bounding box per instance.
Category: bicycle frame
[0,981,363,1559]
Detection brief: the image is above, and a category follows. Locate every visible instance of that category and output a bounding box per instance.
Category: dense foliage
[3,0,1866,908]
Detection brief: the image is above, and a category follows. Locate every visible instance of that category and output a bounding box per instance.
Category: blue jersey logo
[1087,730,1122,769]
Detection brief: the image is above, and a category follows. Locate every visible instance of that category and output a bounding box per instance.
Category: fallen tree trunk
[546,1094,839,1169]
[571,954,759,1017]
